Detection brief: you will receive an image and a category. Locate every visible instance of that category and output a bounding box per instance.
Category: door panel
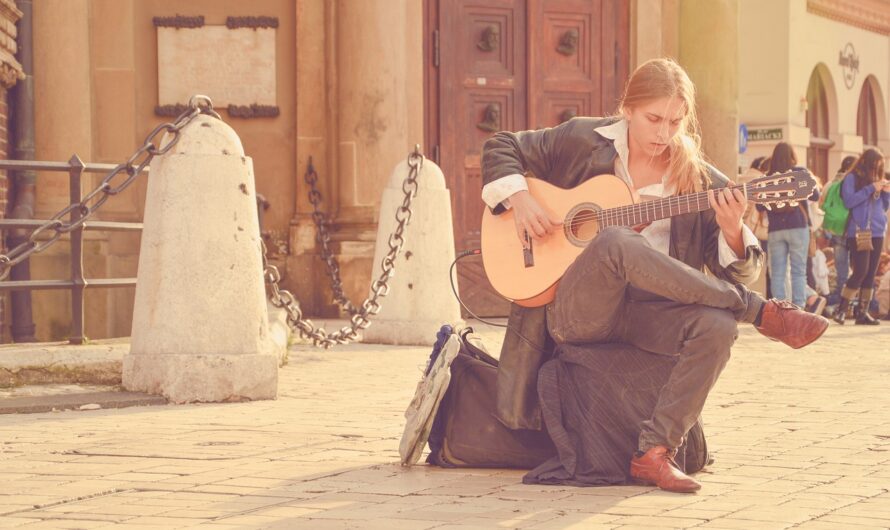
[430,0,628,317]
[441,0,526,317]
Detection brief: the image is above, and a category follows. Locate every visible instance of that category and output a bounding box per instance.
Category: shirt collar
[595,118,672,193]
[594,118,631,186]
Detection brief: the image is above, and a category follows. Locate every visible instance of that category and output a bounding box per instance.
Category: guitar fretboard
[596,184,754,227]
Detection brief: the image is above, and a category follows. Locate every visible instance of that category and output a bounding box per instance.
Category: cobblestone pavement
[0,322,888,529]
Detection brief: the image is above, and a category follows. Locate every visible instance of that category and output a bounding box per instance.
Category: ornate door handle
[476,103,501,132]
[557,29,579,55]
[477,25,500,52]
[560,108,577,122]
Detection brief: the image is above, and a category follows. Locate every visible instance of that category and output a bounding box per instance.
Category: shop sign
[747,128,783,142]
[839,42,859,89]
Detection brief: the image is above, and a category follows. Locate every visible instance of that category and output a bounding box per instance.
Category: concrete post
[123,114,278,403]
[361,157,463,345]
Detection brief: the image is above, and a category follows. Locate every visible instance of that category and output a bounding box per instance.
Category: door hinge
[433,29,440,67]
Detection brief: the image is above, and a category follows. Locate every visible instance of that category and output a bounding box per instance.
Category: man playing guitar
[480,58,829,493]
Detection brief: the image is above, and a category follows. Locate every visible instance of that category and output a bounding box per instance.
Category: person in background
[756,143,820,308]
[833,148,890,325]
[820,155,857,309]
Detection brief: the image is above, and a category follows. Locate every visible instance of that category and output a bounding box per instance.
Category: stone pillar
[679,0,739,177]
[632,0,680,67]
[328,0,425,309]
[123,114,277,403]
[361,157,462,345]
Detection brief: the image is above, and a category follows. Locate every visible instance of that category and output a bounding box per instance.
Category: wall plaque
[157,25,276,108]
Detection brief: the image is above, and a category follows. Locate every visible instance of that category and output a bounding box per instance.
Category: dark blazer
[481,116,764,430]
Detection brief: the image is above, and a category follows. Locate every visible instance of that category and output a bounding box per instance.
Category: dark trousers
[844,237,884,291]
[546,227,764,452]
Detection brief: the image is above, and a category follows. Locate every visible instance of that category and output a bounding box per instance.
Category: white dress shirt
[480,119,758,266]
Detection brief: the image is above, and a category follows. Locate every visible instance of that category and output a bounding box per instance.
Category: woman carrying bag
[834,148,890,325]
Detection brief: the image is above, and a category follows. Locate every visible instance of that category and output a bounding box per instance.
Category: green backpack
[821,180,849,236]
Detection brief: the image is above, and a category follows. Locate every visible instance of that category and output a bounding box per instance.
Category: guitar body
[481,175,635,307]
[480,168,814,308]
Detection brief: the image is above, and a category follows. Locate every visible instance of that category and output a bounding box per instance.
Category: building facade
[15,0,877,341]
[740,0,890,182]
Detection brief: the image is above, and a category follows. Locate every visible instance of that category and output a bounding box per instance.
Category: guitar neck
[599,183,753,227]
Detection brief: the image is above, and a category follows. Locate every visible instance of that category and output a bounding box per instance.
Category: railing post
[68,154,86,345]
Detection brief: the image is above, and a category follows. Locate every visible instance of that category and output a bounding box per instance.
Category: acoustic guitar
[480,169,816,307]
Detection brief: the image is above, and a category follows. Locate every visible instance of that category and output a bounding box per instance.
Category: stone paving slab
[0,322,888,529]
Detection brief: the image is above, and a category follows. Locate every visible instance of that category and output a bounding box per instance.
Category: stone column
[328,0,425,309]
[679,0,740,178]
[123,114,278,403]
[632,0,680,67]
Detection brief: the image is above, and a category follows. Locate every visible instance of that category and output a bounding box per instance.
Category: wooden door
[426,0,629,317]
[529,0,629,128]
[435,0,527,318]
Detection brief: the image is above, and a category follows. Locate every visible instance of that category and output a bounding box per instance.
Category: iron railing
[0,155,144,344]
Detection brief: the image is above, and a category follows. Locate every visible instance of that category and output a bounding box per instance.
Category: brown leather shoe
[756,299,829,349]
[630,446,701,493]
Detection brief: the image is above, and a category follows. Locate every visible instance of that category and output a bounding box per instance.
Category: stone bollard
[123,114,278,403]
[361,156,463,345]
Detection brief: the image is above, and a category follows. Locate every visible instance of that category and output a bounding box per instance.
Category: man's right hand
[508,190,563,248]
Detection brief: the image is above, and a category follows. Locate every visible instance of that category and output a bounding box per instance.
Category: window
[857,80,878,148]
[806,69,832,182]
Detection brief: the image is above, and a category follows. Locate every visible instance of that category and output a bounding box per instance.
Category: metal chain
[262,149,423,348]
[0,95,221,281]
[304,157,359,315]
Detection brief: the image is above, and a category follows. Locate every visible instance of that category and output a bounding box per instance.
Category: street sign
[748,128,783,142]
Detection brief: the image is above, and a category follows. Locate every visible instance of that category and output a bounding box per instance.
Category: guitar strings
[558,170,804,225]
[563,185,749,226]
[559,180,801,227]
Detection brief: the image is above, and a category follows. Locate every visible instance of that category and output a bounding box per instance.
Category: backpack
[399,325,553,468]
[425,328,555,468]
[821,180,849,236]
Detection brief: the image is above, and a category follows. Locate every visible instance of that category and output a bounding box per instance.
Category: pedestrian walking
[834,148,890,325]
[820,155,857,308]
[756,143,820,308]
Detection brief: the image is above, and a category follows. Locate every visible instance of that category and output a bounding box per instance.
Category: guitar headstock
[746,169,817,209]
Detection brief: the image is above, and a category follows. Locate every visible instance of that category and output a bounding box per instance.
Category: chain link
[0,95,219,281]
[303,158,358,315]
[262,150,423,348]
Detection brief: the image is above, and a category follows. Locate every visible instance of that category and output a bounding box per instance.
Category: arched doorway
[857,76,880,149]
[805,67,834,182]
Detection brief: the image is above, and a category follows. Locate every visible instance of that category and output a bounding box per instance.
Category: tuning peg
[763,203,772,211]
[776,201,786,208]
[789,200,799,207]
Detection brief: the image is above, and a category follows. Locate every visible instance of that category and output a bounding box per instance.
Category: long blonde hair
[618,58,709,194]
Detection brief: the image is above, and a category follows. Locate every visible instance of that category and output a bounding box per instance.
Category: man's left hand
[709,187,747,255]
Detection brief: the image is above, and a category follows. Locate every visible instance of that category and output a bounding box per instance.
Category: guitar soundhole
[566,204,601,247]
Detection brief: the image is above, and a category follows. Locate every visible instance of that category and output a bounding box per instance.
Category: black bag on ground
[426,329,555,468]
[427,331,710,486]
